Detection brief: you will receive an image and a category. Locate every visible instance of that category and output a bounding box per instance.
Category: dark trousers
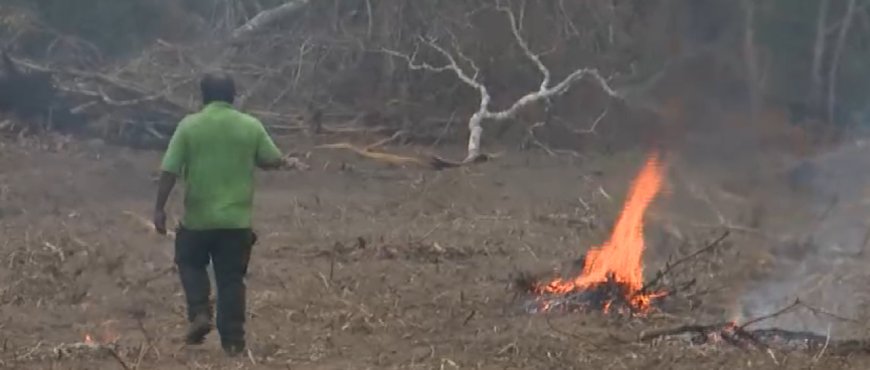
[175,227,255,345]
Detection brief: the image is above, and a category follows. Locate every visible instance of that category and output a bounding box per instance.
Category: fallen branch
[639,319,870,356]
[231,0,312,42]
[315,142,473,170]
[640,298,863,356]
[9,55,190,113]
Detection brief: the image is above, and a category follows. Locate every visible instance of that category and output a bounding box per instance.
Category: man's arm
[153,172,176,234]
[257,157,285,170]
[154,122,187,234]
[255,122,285,170]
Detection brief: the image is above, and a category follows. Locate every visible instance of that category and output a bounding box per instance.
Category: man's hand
[153,209,167,235]
[281,154,310,171]
[153,171,177,235]
[258,154,309,171]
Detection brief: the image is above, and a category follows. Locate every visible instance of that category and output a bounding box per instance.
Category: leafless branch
[640,231,730,294]
[497,2,550,89]
[573,107,610,135]
[384,4,621,164]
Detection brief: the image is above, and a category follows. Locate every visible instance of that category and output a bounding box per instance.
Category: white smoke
[737,139,870,337]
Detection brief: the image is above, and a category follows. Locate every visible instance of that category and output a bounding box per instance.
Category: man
[153,72,286,356]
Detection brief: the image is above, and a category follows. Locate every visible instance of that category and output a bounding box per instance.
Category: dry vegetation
[3,0,870,369]
[1,132,870,369]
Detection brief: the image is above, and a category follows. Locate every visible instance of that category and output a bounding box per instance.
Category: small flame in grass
[535,152,668,313]
[82,320,120,345]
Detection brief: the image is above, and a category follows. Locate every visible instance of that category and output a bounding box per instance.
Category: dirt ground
[2,131,870,370]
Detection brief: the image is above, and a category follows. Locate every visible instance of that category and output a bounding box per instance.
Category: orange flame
[537,152,666,311]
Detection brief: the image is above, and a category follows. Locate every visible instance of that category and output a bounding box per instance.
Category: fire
[535,152,667,313]
[82,320,119,345]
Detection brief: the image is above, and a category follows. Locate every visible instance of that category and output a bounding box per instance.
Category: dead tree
[385,3,622,163]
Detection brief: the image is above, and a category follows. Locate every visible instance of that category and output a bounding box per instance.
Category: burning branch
[384,3,621,163]
[528,153,667,315]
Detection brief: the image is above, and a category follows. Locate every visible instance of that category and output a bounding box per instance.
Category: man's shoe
[184,315,212,345]
[222,341,245,357]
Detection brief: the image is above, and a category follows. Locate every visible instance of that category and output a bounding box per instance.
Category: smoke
[735,140,870,336]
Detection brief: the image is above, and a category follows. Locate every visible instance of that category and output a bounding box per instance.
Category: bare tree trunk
[376,1,399,97]
[742,0,760,121]
[828,0,857,124]
[810,0,830,112]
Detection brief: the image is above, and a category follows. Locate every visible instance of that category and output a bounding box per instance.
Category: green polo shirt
[160,102,282,230]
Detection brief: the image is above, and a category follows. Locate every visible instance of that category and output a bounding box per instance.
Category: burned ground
[2,132,870,370]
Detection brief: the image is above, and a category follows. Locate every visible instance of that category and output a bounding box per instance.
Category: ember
[641,321,837,352]
[533,152,668,314]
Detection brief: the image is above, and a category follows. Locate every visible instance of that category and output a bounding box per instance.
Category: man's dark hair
[200,72,236,105]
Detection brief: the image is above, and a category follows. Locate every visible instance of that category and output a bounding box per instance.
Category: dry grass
[1,134,870,369]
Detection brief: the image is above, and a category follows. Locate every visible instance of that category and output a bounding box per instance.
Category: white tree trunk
[231,0,311,41]
[466,113,484,161]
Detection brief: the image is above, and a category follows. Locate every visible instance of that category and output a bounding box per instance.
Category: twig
[122,211,176,239]
[134,342,147,369]
[639,323,712,341]
[814,324,832,361]
[525,122,556,156]
[597,187,612,201]
[53,342,130,370]
[573,107,610,135]
[431,111,457,148]
[766,348,780,365]
[640,231,730,293]
[106,347,131,370]
[797,301,859,323]
[738,299,802,330]
[365,130,407,151]
[133,267,175,288]
[247,349,257,365]
[463,310,476,326]
[328,248,336,282]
